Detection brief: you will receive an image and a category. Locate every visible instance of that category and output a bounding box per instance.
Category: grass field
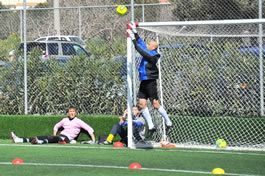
[0,139,265,176]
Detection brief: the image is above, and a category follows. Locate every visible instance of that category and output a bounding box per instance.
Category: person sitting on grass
[10,106,95,144]
[103,106,145,146]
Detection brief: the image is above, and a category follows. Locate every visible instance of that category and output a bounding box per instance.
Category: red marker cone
[128,162,142,169]
[58,141,66,144]
[12,158,24,165]
[113,141,124,148]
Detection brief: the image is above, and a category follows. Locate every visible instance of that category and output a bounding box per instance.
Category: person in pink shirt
[10,106,95,144]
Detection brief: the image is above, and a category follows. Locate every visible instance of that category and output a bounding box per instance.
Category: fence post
[78,7,82,39]
[23,0,28,114]
[20,9,23,42]
[54,0,60,35]
[258,0,264,116]
[142,4,145,22]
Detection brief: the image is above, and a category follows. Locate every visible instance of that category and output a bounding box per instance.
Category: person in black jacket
[127,22,172,138]
[103,106,145,146]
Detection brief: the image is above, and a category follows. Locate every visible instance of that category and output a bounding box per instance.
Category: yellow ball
[212,168,225,175]
[116,5,127,16]
[216,138,227,148]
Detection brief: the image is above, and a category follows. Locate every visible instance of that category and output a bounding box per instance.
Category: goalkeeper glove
[127,29,135,40]
[128,22,137,33]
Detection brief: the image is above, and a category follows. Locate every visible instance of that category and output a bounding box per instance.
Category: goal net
[127,19,265,150]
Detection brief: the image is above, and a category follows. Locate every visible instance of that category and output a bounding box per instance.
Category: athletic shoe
[31,137,37,144]
[31,137,43,144]
[166,125,172,136]
[69,140,76,144]
[146,128,156,138]
[103,140,112,145]
[160,140,176,148]
[81,140,94,144]
[10,132,23,143]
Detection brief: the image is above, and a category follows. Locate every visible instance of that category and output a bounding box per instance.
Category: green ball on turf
[216,138,227,148]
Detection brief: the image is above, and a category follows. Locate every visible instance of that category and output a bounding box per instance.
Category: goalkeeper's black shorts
[138,79,158,102]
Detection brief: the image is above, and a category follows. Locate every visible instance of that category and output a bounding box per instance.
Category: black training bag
[98,135,108,144]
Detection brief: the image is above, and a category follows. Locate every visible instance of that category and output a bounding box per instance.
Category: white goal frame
[126,19,265,149]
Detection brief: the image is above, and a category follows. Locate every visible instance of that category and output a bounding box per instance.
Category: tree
[34,3,50,8]
[0,2,7,9]
[172,0,252,21]
[46,0,159,7]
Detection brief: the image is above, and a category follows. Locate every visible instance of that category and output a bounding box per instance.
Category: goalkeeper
[103,106,145,146]
[127,22,172,138]
[10,106,95,144]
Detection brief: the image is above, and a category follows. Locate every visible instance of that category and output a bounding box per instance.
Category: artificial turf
[0,140,264,176]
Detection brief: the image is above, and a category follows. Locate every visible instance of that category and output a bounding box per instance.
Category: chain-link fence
[0,1,264,116]
[0,3,172,115]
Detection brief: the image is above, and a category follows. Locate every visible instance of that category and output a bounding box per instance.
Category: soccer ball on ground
[216,138,227,148]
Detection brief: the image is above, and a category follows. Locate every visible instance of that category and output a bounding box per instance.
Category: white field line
[0,144,265,157]
[0,162,262,176]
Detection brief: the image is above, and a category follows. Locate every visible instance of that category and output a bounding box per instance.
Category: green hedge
[0,115,121,142]
[1,115,264,147]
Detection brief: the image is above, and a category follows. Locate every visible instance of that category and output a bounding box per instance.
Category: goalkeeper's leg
[141,106,156,138]
[152,99,173,135]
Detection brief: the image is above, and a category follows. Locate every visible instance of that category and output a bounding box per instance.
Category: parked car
[0,60,6,67]
[238,44,265,56]
[9,41,93,64]
[113,53,142,80]
[34,35,86,48]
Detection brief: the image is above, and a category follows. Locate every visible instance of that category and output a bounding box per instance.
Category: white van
[9,41,93,62]
[35,35,86,48]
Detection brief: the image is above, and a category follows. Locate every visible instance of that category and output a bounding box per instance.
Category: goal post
[126,23,134,149]
[127,19,265,150]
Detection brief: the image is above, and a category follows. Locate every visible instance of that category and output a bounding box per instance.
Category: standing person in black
[127,22,173,138]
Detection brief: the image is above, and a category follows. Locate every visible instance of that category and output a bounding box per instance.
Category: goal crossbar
[138,19,265,27]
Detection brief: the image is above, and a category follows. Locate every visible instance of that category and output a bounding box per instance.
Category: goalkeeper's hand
[128,22,137,33]
[127,29,135,40]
